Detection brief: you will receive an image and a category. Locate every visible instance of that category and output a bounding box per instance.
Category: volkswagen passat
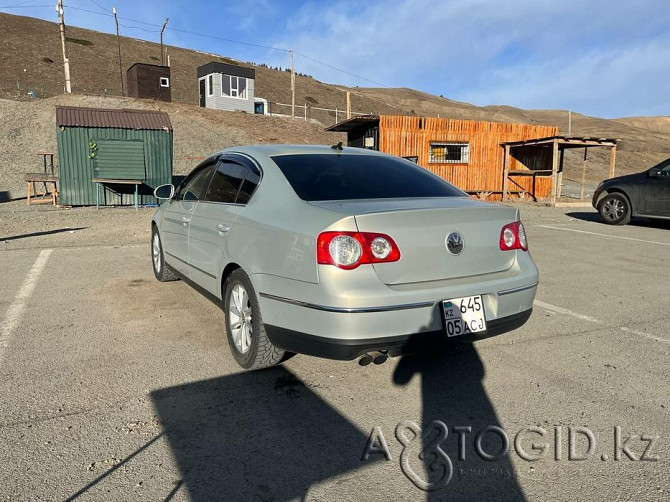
[151,145,538,370]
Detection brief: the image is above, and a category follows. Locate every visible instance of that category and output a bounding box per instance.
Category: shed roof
[127,62,170,72]
[196,61,255,80]
[56,106,172,131]
[325,115,379,132]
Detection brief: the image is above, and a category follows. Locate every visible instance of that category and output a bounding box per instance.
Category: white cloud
[274,0,670,117]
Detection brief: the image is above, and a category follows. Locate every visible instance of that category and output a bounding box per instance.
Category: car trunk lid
[310,198,518,285]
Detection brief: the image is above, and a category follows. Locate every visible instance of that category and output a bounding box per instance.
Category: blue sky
[2,0,669,118]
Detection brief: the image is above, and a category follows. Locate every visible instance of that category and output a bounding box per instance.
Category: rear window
[271,154,465,201]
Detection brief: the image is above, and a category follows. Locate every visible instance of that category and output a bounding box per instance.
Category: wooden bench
[92,178,143,209]
[25,173,58,206]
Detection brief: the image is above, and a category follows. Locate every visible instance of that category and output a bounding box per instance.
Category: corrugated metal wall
[57,126,172,206]
[378,116,558,199]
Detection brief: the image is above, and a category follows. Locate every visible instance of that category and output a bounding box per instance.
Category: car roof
[220,144,384,158]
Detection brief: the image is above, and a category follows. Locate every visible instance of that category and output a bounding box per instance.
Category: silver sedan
[151,145,538,370]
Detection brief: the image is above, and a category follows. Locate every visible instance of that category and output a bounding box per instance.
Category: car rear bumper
[265,309,532,360]
[253,251,538,360]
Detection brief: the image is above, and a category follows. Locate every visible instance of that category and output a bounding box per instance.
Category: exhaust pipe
[358,351,388,366]
[358,354,373,366]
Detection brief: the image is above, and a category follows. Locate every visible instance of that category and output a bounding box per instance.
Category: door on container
[188,156,261,296]
[161,162,216,277]
[199,78,206,107]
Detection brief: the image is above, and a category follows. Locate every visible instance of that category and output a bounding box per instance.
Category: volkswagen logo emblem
[446,232,464,255]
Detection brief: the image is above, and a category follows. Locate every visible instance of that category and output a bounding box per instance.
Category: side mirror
[154,184,175,199]
[648,168,662,179]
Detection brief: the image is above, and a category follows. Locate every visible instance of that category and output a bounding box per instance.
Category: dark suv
[592,158,670,225]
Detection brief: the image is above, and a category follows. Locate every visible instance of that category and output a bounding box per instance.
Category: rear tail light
[499,221,528,251]
[317,231,401,269]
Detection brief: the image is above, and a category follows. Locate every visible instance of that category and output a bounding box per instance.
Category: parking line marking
[533,300,604,324]
[0,249,52,363]
[533,299,670,345]
[619,326,670,345]
[538,225,670,246]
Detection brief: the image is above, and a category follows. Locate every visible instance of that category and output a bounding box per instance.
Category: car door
[640,160,670,216]
[188,156,262,296]
[161,162,216,277]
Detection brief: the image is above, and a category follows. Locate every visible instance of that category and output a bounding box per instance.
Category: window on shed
[160,77,170,87]
[429,142,470,164]
[221,75,248,99]
[207,74,213,96]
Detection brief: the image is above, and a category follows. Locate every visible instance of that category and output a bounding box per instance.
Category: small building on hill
[197,62,255,113]
[126,63,171,102]
[326,115,617,203]
[56,106,173,206]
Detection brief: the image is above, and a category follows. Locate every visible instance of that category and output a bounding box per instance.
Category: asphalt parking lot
[0,201,669,501]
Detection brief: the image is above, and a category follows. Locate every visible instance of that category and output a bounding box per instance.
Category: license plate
[442,295,486,337]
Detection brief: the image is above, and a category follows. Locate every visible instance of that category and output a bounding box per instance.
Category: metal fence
[267,102,371,126]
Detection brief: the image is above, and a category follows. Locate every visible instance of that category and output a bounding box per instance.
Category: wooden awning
[501,136,619,205]
[501,136,617,149]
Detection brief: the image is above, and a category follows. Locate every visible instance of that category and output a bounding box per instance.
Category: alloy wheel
[602,197,625,222]
[152,233,161,272]
[228,284,252,354]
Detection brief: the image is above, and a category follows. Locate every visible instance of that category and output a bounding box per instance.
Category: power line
[0,0,46,7]
[64,4,289,51]
[0,5,54,8]
[294,50,389,88]
[85,0,108,14]
[119,23,159,33]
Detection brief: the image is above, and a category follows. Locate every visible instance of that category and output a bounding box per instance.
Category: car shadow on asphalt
[0,226,88,242]
[149,366,381,501]
[567,212,670,229]
[143,345,525,500]
[393,344,526,500]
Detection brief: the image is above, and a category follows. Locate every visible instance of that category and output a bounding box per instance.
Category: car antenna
[331,141,343,151]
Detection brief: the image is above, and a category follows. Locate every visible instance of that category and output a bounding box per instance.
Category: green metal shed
[56,106,173,206]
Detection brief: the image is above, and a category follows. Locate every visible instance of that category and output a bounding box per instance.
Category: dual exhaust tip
[358,351,389,366]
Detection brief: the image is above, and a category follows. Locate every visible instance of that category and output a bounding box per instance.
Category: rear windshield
[271,153,466,201]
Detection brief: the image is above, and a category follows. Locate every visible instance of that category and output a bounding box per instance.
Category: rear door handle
[217,224,230,233]
[182,216,191,225]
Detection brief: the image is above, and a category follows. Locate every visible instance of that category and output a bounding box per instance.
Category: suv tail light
[499,221,528,251]
[317,231,401,269]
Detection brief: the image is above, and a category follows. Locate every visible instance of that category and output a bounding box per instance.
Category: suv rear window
[271,154,465,201]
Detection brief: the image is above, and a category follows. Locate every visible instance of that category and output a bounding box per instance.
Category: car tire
[223,268,285,370]
[152,226,179,282]
[597,193,631,225]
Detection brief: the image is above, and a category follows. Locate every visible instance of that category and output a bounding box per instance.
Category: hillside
[0,94,343,200]
[1,12,669,200]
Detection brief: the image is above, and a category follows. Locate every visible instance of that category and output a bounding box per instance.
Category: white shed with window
[197,62,255,113]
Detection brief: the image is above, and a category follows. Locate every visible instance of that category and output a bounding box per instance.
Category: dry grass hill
[1,12,669,201]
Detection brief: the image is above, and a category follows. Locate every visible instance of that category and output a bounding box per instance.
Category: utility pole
[57,0,71,93]
[568,110,572,135]
[290,49,295,118]
[160,18,169,66]
[113,7,124,96]
[346,91,351,119]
